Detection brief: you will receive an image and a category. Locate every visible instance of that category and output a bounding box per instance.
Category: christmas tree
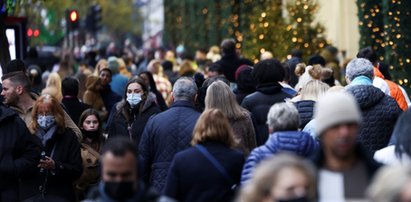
[163,0,328,61]
[357,0,411,93]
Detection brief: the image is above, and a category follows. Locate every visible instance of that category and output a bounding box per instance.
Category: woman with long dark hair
[138,71,168,111]
[106,77,161,145]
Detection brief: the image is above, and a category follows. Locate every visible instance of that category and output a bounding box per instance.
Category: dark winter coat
[62,96,91,125]
[241,131,318,184]
[311,144,381,180]
[139,100,201,193]
[0,105,41,202]
[164,141,244,202]
[100,85,122,116]
[346,85,402,154]
[241,83,293,145]
[215,55,253,82]
[106,95,161,145]
[84,182,160,202]
[20,128,82,201]
[295,100,316,129]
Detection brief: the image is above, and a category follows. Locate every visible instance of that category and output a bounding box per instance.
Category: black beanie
[252,59,284,84]
[5,59,26,73]
[308,55,326,66]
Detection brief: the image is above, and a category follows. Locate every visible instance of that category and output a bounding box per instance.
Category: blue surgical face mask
[126,93,142,107]
[37,115,56,130]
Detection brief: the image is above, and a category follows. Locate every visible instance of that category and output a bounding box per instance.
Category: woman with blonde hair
[93,59,108,76]
[294,63,322,93]
[41,72,63,101]
[205,80,256,154]
[238,154,316,202]
[295,80,330,128]
[21,94,82,201]
[164,109,244,202]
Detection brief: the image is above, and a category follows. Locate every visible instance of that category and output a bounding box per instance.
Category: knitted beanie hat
[314,91,362,136]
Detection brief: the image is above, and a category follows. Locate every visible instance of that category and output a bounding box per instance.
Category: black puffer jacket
[346,85,402,154]
[241,83,292,145]
[295,100,315,129]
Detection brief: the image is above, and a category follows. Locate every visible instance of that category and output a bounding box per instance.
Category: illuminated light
[263,22,269,27]
[69,10,78,22]
[287,54,292,60]
[235,43,241,49]
[304,43,309,48]
[254,59,259,64]
[406,59,410,63]
[399,80,404,85]
[27,28,33,37]
[292,37,297,42]
[260,48,265,53]
[297,18,302,23]
[405,79,409,84]
[202,8,208,14]
[33,29,40,37]
[261,12,266,18]
[303,5,308,9]
[259,34,264,40]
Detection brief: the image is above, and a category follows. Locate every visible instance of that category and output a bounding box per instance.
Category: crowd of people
[1,37,411,202]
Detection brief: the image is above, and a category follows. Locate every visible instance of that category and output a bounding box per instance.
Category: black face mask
[81,129,98,139]
[104,181,136,201]
[277,196,310,202]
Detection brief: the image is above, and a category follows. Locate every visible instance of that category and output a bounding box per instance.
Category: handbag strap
[195,144,235,186]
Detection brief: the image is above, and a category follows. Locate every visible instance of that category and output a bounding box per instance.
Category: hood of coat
[85,75,102,91]
[346,85,385,110]
[264,131,318,157]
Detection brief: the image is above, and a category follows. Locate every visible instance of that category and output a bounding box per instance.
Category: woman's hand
[38,156,55,170]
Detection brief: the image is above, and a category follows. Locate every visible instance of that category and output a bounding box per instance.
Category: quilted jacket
[241,131,318,184]
[138,100,201,193]
[346,85,402,154]
[295,100,315,129]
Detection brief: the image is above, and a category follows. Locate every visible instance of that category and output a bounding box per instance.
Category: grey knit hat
[314,91,362,136]
[345,58,374,81]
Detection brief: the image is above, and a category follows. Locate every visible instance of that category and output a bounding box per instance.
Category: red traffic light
[69,10,78,22]
[33,29,40,37]
[27,28,33,37]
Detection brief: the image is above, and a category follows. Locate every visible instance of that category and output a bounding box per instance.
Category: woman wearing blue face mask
[106,77,161,145]
[20,94,83,201]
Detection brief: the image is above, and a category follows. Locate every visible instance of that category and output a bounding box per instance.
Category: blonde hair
[29,94,66,133]
[295,64,322,91]
[368,166,411,202]
[191,109,238,148]
[300,80,330,101]
[147,59,163,76]
[237,154,317,202]
[117,58,132,78]
[205,80,246,120]
[179,60,195,76]
[93,59,108,76]
[42,72,62,101]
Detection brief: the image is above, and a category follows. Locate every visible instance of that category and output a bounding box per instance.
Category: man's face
[321,123,359,160]
[99,70,112,86]
[102,151,137,183]
[1,79,20,106]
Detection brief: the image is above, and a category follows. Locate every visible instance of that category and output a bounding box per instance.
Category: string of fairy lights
[358,0,411,89]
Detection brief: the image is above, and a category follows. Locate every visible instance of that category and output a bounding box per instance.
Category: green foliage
[357,0,411,92]
[12,0,142,46]
[163,0,328,62]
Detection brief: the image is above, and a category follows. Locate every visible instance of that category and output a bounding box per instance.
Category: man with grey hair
[345,58,401,154]
[139,77,201,193]
[240,102,318,184]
